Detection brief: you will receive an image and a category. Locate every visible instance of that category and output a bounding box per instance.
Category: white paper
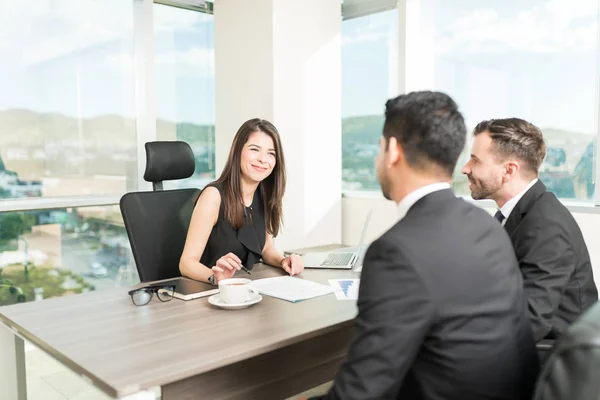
[329,279,360,300]
[250,276,336,302]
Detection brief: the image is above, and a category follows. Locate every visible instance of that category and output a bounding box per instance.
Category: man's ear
[386,136,402,167]
[503,160,520,182]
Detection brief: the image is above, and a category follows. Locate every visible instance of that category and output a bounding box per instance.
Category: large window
[0,2,216,307]
[0,1,137,199]
[155,4,216,190]
[0,206,134,306]
[343,1,599,203]
[341,10,398,191]
[408,0,598,202]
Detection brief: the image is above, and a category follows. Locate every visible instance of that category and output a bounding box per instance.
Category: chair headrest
[144,141,195,183]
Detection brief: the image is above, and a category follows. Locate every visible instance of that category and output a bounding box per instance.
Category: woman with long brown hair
[179,118,304,285]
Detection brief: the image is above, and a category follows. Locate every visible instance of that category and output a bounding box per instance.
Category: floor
[25,341,115,400]
[24,341,331,399]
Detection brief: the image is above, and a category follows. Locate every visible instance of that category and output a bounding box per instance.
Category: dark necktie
[494,210,505,224]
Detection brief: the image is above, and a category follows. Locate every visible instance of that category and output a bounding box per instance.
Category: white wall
[214,0,274,169]
[342,196,600,282]
[214,0,342,252]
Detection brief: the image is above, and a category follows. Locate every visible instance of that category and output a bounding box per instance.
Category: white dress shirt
[497,178,538,226]
[397,182,452,221]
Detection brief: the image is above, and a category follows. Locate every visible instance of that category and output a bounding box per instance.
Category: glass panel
[341,10,398,192]
[154,4,216,190]
[413,0,598,201]
[0,1,137,199]
[0,206,137,306]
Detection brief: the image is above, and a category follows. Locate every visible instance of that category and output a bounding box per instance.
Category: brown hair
[215,118,286,236]
[473,118,546,175]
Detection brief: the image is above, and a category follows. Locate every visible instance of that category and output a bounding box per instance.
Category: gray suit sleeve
[515,219,575,341]
[310,237,435,400]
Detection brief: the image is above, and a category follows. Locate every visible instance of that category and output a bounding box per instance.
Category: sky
[342,0,600,135]
[0,0,598,134]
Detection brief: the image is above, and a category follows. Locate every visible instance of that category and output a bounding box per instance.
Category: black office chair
[532,301,600,400]
[120,141,201,282]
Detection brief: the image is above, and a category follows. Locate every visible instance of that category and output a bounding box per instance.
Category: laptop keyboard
[321,252,353,267]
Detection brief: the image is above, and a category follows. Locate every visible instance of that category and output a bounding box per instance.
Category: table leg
[0,323,27,400]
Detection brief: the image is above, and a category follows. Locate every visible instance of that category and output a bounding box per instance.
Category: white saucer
[207,293,263,310]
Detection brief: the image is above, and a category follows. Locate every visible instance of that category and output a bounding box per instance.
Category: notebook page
[250,276,336,302]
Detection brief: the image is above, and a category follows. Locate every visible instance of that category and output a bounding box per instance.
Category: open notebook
[250,276,335,302]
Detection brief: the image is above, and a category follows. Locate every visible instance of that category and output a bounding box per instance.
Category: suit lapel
[503,180,546,235]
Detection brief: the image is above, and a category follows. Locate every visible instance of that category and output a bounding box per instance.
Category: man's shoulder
[523,190,573,225]
[531,189,564,209]
[512,191,588,251]
[368,228,404,252]
[384,196,505,246]
[405,194,499,229]
[366,227,414,266]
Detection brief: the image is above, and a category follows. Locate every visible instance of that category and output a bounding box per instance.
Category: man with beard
[308,92,539,400]
[461,118,597,343]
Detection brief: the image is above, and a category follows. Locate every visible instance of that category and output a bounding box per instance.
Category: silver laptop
[303,210,372,269]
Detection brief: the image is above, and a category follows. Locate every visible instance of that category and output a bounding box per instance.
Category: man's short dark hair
[473,118,546,175]
[384,91,466,177]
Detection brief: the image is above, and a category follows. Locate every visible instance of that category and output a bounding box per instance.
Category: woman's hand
[281,253,304,276]
[212,253,242,283]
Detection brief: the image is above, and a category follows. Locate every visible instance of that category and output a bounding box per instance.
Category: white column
[0,324,27,400]
[133,0,157,192]
[397,0,408,94]
[214,0,342,250]
[596,9,600,207]
[214,0,275,168]
[400,0,435,93]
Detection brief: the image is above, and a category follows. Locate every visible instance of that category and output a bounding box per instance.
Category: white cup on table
[218,278,258,304]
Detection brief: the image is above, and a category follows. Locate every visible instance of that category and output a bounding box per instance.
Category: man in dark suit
[462,118,597,342]
[309,92,539,400]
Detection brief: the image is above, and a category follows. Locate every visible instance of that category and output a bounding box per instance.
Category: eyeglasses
[128,285,175,306]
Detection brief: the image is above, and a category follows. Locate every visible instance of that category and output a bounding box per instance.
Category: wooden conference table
[0,245,359,400]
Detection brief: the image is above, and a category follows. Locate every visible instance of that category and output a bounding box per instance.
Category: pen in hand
[241,265,252,275]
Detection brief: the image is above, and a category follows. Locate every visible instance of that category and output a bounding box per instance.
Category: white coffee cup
[218,278,258,304]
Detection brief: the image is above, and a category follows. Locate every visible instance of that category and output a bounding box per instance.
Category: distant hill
[0,109,214,149]
[0,108,591,152]
[342,115,384,144]
[0,109,595,197]
[0,109,216,180]
[0,109,135,149]
[341,114,593,141]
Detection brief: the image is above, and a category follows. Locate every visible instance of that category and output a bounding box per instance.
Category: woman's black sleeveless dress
[199,182,265,270]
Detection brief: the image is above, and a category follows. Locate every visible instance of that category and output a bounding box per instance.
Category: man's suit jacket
[312,189,539,400]
[503,180,597,342]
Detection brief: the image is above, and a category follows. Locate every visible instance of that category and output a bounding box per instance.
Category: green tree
[0,212,36,280]
[0,212,35,245]
[0,267,95,306]
[0,272,26,304]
